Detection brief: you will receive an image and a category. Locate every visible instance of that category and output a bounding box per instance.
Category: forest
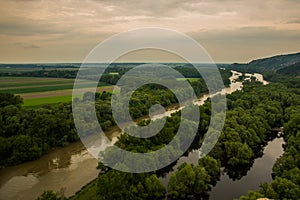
[1,58,300,199]
[0,67,231,167]
[35,74,300,200]
[93,79,300,200]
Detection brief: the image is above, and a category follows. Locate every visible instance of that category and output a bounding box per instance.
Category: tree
[168,163,211,200]
[97,170,165,200]
[224,142,254,167]
[271,177,300,199]
[144,174,166,200]
[198,156,221,184]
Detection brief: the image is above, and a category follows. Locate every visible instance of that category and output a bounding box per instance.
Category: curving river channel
[0,70,283,200]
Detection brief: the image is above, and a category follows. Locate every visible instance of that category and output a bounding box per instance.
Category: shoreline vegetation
[1,53,300,200]
[52,75,300,200]
[0,65,231,167]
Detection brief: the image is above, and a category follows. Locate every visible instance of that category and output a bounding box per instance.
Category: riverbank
[0,70,266,200]
[70,137,285,200]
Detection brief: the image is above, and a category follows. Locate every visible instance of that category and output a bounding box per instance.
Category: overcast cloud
[0,0,299,62]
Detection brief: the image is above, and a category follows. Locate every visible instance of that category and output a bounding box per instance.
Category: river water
[0,70,282,200]
[0,142,98,200]
[210,137,284,200]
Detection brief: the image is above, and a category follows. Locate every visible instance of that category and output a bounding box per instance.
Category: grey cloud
[285,19,300,24]
[24,44,40,49]
[91,0,250,17]
[187,26,300,62]
[0,18,72,36]
[92,0,197,17]
[189,26,300,41]
[11,0,39,1]
[14,42,40,49]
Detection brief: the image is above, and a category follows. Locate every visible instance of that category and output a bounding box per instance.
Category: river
[0,70,281,200]
[210,137,284,200]
[0,142,98,200]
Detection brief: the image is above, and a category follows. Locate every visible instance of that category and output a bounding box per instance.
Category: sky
[0,0,299,63]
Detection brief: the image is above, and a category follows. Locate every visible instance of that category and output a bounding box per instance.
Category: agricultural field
[176,77,200,82]
[0,76,114,108]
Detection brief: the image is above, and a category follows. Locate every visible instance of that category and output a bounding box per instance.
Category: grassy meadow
[0,76,114,108]
[176,77,200,82]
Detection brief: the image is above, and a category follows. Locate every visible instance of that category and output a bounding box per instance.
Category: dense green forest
[0,94,78,165]
[35,78,300,199]
[91,79,300,200]
[0,88,183,166]
[0,67,231,166]
[238,89,300,199]
[37,68,297,199]
[276,61,300,76]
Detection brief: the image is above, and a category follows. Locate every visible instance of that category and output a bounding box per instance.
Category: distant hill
[229,52,300,77]
[276,61,300,76]
[247,52,300,70]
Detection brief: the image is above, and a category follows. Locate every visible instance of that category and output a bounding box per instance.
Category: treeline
[35,76,300,200]
[0,72,212,166]
[228,60,300,88]
[0,64,232,87]
[239,95,300,199]
[209,81,298,179]
[0,94,78,166]
[75,75,211,134]
[276,61,300,76]
[0,71,211,166]
[0,88,177,166]
[94,79,300,199]
[79,69,231,132]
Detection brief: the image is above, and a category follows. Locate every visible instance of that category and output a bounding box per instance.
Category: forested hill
[229,52,300,77]
[276,61,300,76]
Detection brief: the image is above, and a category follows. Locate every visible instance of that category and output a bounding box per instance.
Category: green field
[109,72,119,75]
[0,76,198,108]
[22,95,73,108]
[0,77,114,108]
[0,77,109,94]
[176,77,200,82]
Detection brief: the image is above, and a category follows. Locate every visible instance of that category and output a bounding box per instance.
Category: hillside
[229,52,300,77]
[247,52,300,71]
[276,61,300,76]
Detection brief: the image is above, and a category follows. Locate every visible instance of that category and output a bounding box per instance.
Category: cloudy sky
[0,0,299,63]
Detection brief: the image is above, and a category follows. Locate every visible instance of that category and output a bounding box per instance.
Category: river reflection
[0,142,99,200]
[160,137,284,200]
[210,137,284,200]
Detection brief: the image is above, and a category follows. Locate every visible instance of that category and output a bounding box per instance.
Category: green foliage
[224,142,253,167]
[0,93,23,107]
[0,93,78,166]
[23,95,73,108]
[97,80,300,199]
[277,61,300,77]
[239,94,300,199]
[229,52,300,88]
[167,163,211,199]
[229,52,300,72]
[97,170,166,200]
[198,156,221,184]
[5,59,300,199]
